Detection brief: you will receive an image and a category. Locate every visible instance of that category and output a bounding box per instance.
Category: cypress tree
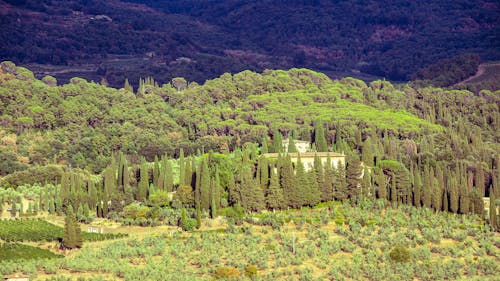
[63,205,82,249]
[422,166,432,209]
[413,169,422,207]
[124,78,133,92]
[346,155,362,200]
[449,174,459,213]
[261,137,269,154]
[375,168,387,200]
[281,154,298,208]
[361,137,375,167]
[314,120,328,152]
[322,154,334,202]
[260,157,269,191]
[179,148,185,186]
[271,130,283,153]
[266,166,284,210]
[287,136,298,153]
[431,170,442,211]
[137,159,149,201]
[361,167,371,198]
[184,158,193,187]
[153,156,160,188]
[165,159,174,192]
[489,187,496,230]
[475,163,485,196]
[200,158,211,210]
[307,165,322,207]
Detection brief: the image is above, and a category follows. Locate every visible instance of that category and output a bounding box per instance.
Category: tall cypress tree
[164,158,174,192]
[153,156,160,188]
[413,169,422,207]
[322,154,334,202]
[137,159,149,201]
[345,155,362,200]
[376,168,387,200]
[490,187,498,230]
[281,154,298,208]
[179,148,185,186]
[63,205,82,249]
[287,136,298,153]
[314,120,328,152]
[261,136,269,154]
[200,158,211,210]
[307,166,322,207]
[271,130,283,153]
[266,166,284,210]
[423,166,432,209]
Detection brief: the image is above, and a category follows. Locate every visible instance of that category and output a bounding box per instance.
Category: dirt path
[460,62,500,84]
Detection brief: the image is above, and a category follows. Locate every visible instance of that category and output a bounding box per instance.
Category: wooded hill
[0,61,498,227]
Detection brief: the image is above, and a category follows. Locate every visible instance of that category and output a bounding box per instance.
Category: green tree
[63,205,82,249]
[314,120,328,152]
[271,130,283,153]
[137,159,149,201]
[346,155,362,201]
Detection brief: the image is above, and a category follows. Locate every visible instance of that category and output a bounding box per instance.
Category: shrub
[214,266,241,280]
[389,245,411,263]
[245,265,258,278]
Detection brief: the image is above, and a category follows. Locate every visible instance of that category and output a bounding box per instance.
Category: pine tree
[63,205,82,249]
[314,120,328,152]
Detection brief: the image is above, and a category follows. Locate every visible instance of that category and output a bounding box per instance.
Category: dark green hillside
[1,0,498,86]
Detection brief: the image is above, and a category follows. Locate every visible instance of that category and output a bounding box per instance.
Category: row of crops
[0,218,127,242]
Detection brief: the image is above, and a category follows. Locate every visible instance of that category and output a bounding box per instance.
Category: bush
[245,264,258,278]
[214,266,241,280]
[181,217,197,232]
[389,245,411,263]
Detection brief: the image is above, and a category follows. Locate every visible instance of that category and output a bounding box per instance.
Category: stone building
[262,152,345,172]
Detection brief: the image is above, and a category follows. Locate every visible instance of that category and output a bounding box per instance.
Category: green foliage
[389,245,411,263]
[214,266,241,280]
[0,219,126,242]
[0,243,62,261]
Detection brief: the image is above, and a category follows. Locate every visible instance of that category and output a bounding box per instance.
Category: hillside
[1,0,499,87]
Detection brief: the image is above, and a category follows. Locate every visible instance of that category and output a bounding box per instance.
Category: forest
[1,0,499,87]
[0,61,498,280]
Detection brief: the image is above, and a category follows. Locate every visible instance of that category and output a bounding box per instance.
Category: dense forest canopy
[0,0,498,87]
[0,62,498,225]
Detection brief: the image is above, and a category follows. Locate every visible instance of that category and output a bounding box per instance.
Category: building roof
[261,152,345,158]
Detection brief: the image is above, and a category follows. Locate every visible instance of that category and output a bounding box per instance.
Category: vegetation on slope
[0,201,498,280]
